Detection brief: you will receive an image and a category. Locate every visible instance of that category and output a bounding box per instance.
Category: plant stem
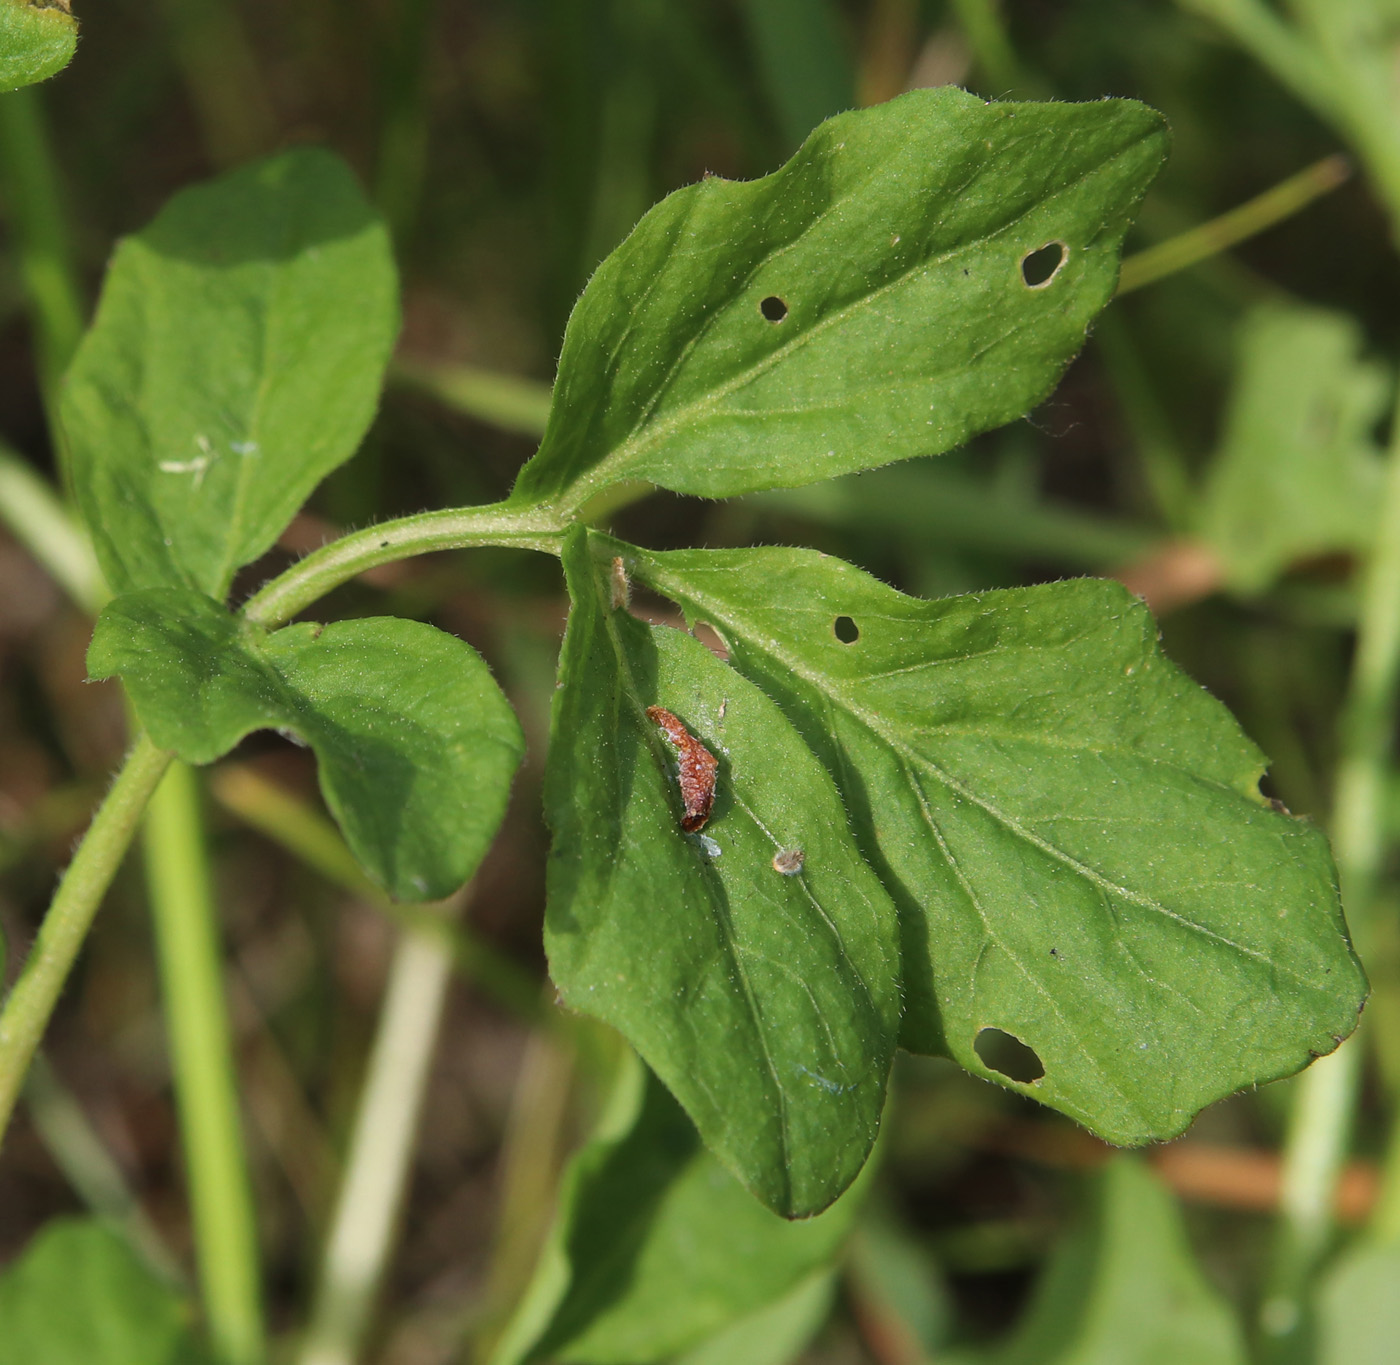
[241,500,566,629]
[0,441,104,611]
[0,87,84,419]
[297,905,460,1365]
[143,760,265,1365]
[391,359,553,440]
[24,1052,182,1282]
[208,763,546,1025]
[1259,381,1400,1357]
[0,734,173,1147]
[1116,153,1351,296]
[947,0,1028,95]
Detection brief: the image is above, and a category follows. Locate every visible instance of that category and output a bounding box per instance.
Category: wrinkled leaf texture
[88,589,522,901]
[545,529,901,1216]
[623,537,1365,1145]
[513,86,1168,509]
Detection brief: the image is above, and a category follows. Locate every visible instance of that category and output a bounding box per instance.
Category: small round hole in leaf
[760,295,788,322]
[974,1027,1045,1083]
[833,615,859,643]
[1020,242,1067,288]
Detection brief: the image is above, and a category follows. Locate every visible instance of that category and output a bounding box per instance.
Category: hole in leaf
[760,295,788,322]
[974,1027,1045,1083]
[1020,241,1067,288]
[833,615,859,643]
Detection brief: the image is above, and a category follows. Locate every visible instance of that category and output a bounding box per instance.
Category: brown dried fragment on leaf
[646,705,718,832]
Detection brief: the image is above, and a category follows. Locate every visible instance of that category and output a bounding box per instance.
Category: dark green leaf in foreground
[0,1218,209,1365]
[88,590,522,900]
[545,529,901,1216]
[493,1057,859,1365]
[627,539,1367,1144]
[0,0,77,93]
[64,148,398,599]
[974,1159,1246,1365]
[1199,302,1389,594]
[512,87,1167,510]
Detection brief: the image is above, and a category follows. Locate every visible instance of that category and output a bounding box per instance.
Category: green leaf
[512,88,1167,511]
[1199,302,1389,594]
[0,1218,209,1365]
[545,528,901,1216]
[989,1158,1247,1365]
[626,538,1367,1144]
[87,589,522,901]
[494,1056,859,1365]
[1315,1241,1400,1365]
[672,1271,835,1365]
[64,148,398,599]
[0,0,77,93]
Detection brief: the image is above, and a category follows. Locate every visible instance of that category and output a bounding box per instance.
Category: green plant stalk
[23,1052,182,1282]
[241,500,566,629]
[0,733,173,1147]
[143,760,265,1365]
[1259,382,1400,1356]
[0,441,104,610]
[155,0,275,168]
[391,358,553,439]
[373,0,435,243]
[1116,153,1351,296]
[0,87,84,415]
[297,911,458,1365]
[208,764,545,1025]
[947,0,1024,94]
[1178,0,1343,129]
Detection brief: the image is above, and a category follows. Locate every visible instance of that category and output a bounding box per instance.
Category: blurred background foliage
[1,1,1397,1362]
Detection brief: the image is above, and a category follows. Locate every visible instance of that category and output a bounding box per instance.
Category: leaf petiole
[240,499,568,629]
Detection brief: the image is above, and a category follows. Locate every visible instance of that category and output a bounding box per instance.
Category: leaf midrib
[554,134,1148,510]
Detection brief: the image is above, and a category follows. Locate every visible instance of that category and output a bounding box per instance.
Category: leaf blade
[626,539,1367,1144]
[544,529,901,1215]
[514,88,1168,509]
[64,148,398,599]
[0,0,77,93]
[88,590,522,901]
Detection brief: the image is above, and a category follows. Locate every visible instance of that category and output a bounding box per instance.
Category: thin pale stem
[241,501,566,630]
[297,907,459,1365]
[143,761,265,1365]
[0,442,104,611]
[1260,382,1400,1356]
[208,764,546,1025]
[24,1052,182,1282]
[0,734,173,1146]
[1117,153,1351,296]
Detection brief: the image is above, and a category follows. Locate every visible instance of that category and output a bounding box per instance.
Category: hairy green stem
[297,907,459,1365]
[0,734,173,1146]
[143,761,265,1365]
[241,500,566,629]
[1260,382,1400,1357]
